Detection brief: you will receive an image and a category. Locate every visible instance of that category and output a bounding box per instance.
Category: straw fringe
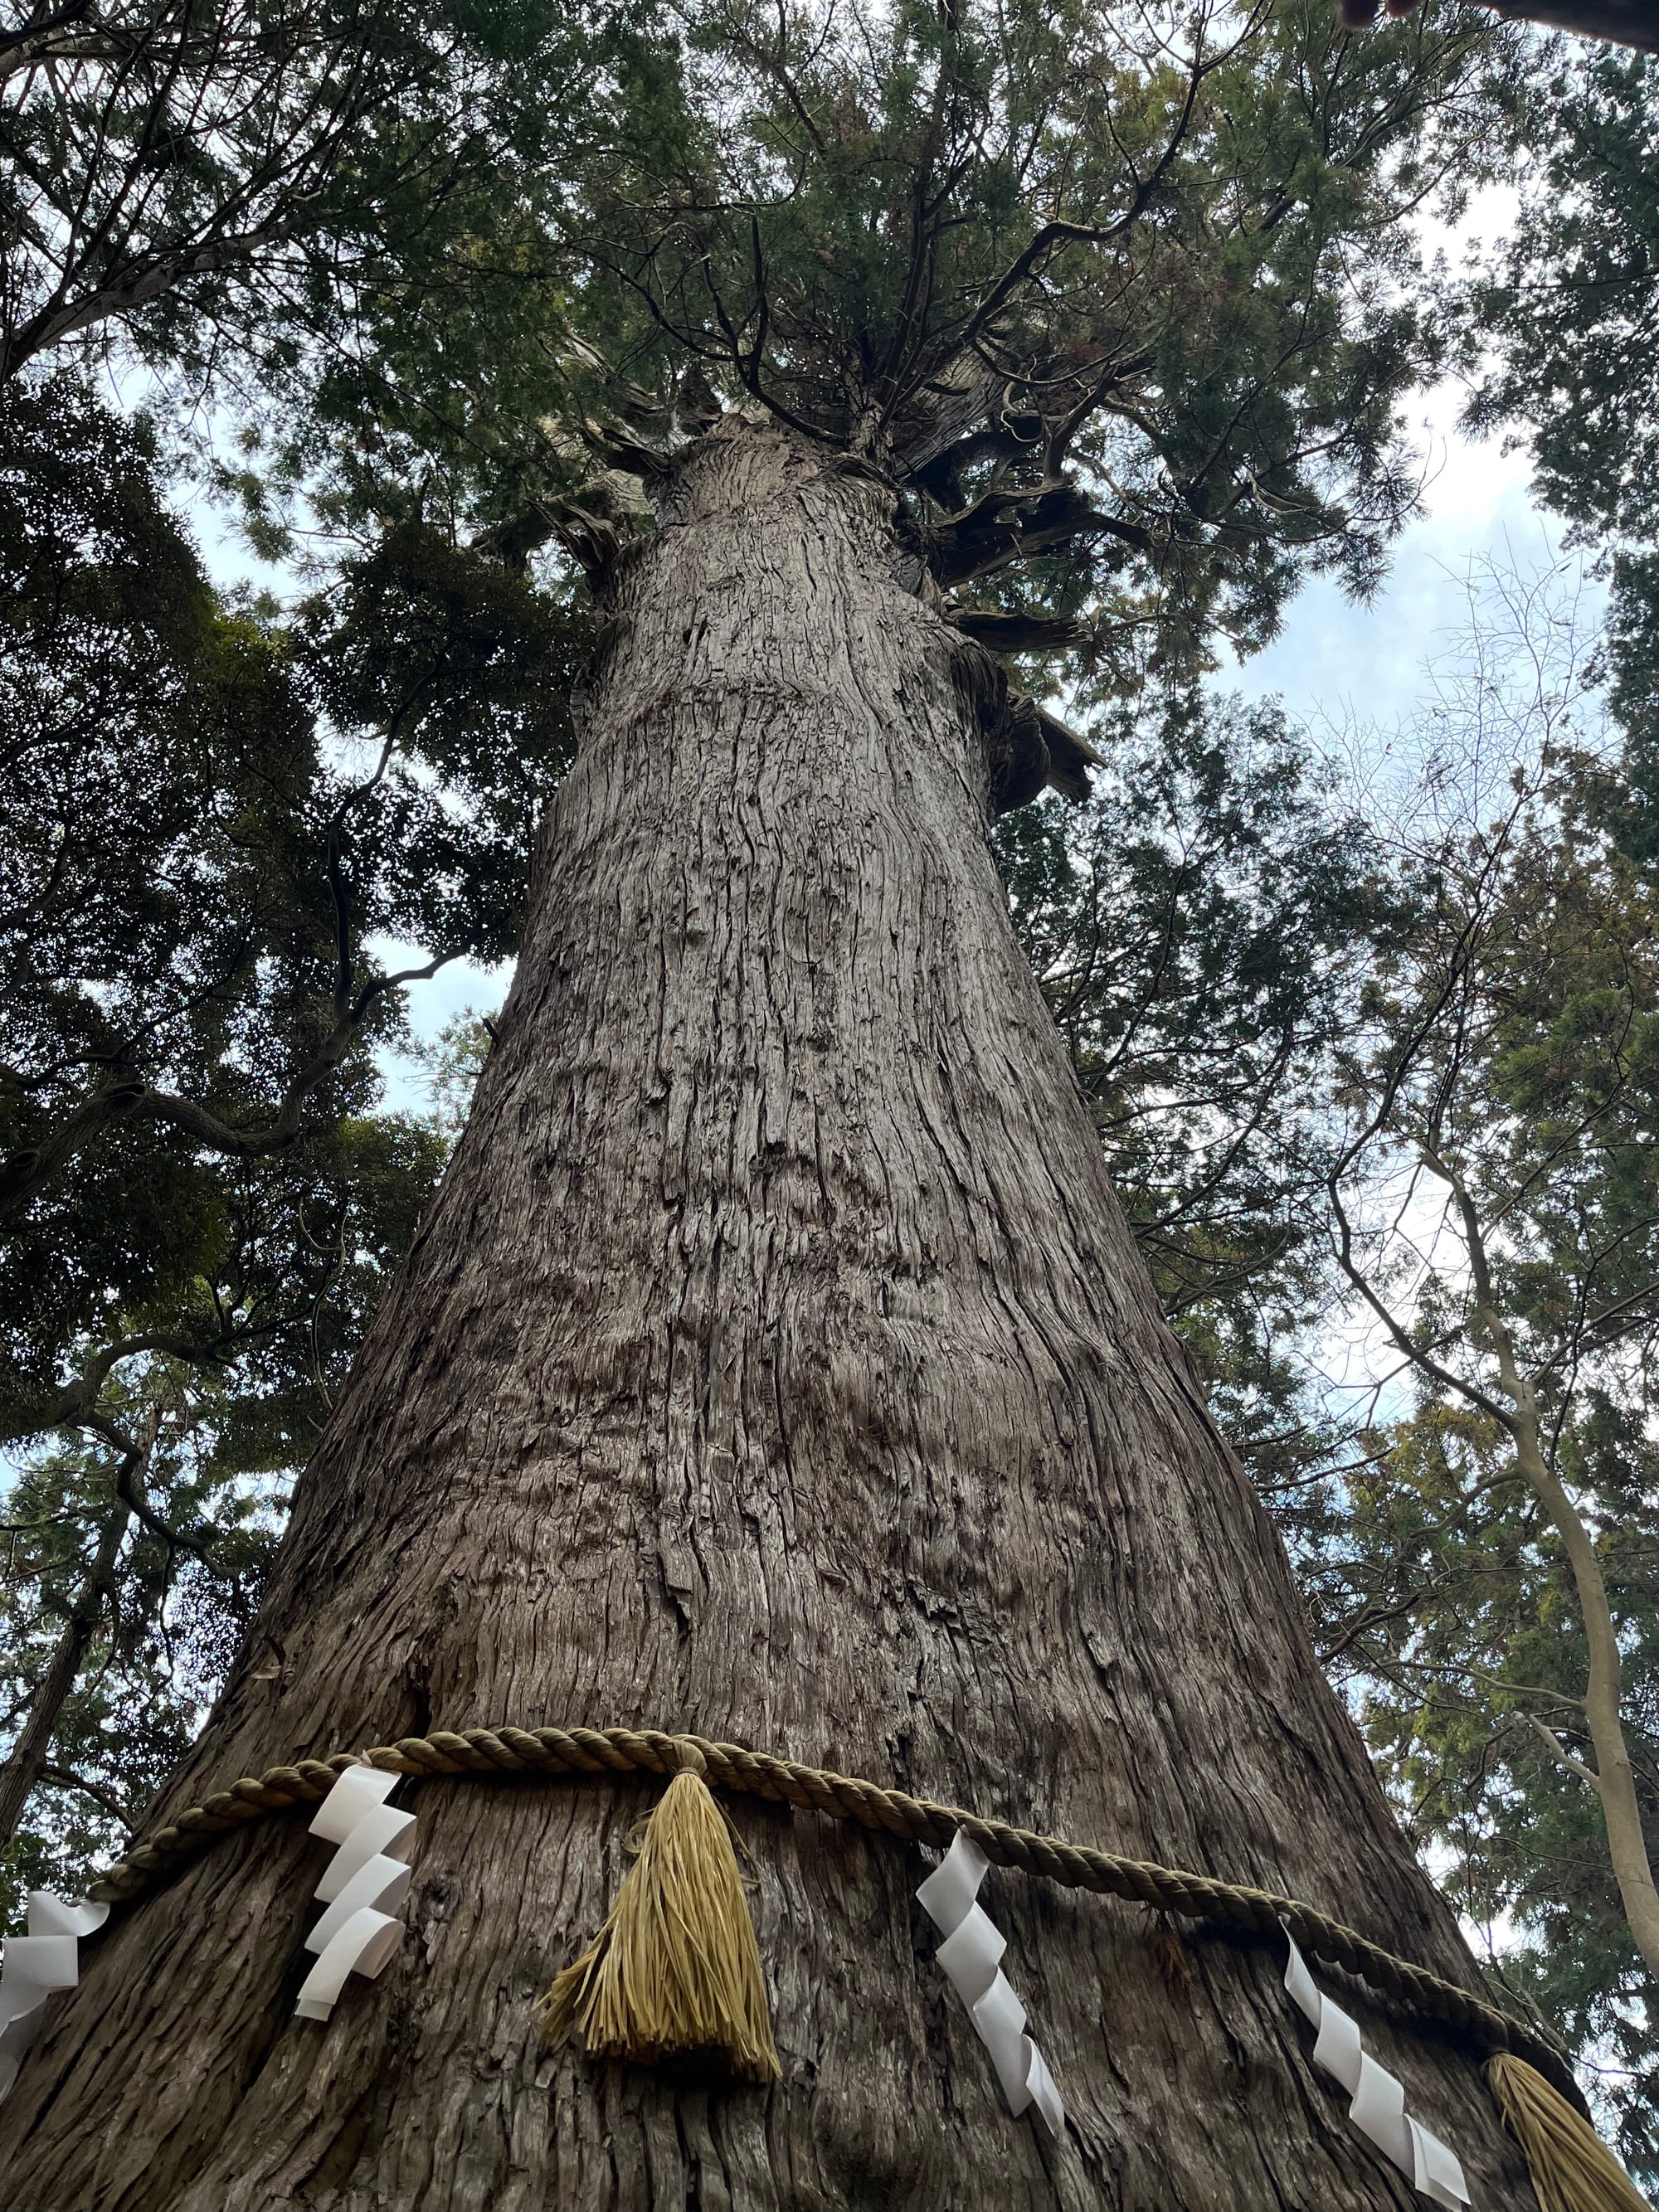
[538,1759,781,2083]
[1487,2054,1653,2212]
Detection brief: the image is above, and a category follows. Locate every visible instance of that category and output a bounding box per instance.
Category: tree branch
[1523,1711,1603,1791]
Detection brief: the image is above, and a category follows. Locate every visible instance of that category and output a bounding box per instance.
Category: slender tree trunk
[1449,1169,1659,1981]
[1487,1345,1659,1980]
[1516,1409,1659,1976]
[0,425,1541,2211]
[0,1501,129,1850]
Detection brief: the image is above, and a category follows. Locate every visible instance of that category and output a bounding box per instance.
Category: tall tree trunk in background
[0,1501,129,1849]
[0,425,1541,2211]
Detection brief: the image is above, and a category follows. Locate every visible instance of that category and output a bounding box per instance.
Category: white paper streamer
[0,1893,109,2103]
[1284,1928,1468,2206]
[294,1766,416,2021]
[917,1831,1063,2135]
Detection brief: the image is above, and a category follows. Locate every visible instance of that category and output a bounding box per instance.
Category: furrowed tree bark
[0,424,1542,2211]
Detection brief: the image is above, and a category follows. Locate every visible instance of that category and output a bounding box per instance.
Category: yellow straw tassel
[538,1743,781,2082]
[1487,2054,1653,2212]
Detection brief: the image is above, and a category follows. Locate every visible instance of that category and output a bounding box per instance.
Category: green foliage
[1,372,323,1412]
[1470,50,1659,555]
[1325,1398,1659,2178]
[0,1391,286,1920]
[1467,49,1659,873]
[995,690,1391,1480]
[221,0,1524,679]
[0,378,582,1427]
[1335,757,1659,1424]
[0,0,613,382]
[293,522,586,959]
[1317,723,1659,2176]
[0,378,578,1908]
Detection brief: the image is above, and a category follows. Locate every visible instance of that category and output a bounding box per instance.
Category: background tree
[1,369,581,1314]
[0,369,583,1887]
[989,560,1659,2182]
[0,0,624,381]
[993,691,1390,1474]
[202,0,1516,608]
[1332,1401,1659,2180]
[1,1373,286,1892]
[1465,46,1659,857]
[1304,562,1659,2171]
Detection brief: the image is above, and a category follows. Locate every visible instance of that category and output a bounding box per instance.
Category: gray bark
[0,423,1542,2212]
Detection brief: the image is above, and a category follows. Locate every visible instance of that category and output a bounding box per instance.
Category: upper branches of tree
[202,0,1525,694]
[2,0,421,377]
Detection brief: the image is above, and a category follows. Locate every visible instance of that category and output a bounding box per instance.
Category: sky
[1217,377,1553,1428]
[1228,380,1552,725]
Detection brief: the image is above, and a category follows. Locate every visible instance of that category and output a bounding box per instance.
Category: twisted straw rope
[82,1721,1579,2104]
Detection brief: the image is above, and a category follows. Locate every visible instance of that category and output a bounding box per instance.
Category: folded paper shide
[917,1830,1063,2135]
[295,1764,418,2021]
[1283,1924,1467,2207]
[0,1892,109,2103]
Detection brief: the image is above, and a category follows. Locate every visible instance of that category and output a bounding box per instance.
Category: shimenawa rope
[46,1719,1652,2208]
[9,1718,1646,2209]
[83,1720,1570,2092]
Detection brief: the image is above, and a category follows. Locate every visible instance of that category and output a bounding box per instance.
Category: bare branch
[1523,1711,1603,1792]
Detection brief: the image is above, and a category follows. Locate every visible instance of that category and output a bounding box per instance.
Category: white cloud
[1225,391,1568,732]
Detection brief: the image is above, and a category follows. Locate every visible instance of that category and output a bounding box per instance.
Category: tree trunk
[1520,1422,1659,1976]
[0,1502,128,1849]
[1453,1179,1659,1980]
[1505,1380,1659,1980]
[1483,0,1659,53]
[0,423,1542,2212]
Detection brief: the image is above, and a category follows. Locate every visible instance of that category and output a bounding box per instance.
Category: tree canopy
[1467,47,1659,859]
[223,0,1520,675]
[0,0,622,378]
[0,368,584,1874]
